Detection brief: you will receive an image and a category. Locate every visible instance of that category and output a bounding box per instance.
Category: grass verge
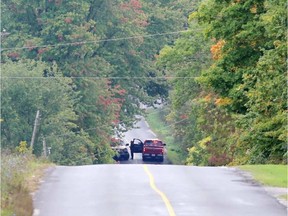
[145,108,186,165]
[1,152,53,216]
[238,164,287,188]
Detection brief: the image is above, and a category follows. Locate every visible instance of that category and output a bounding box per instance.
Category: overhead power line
[0,76,199,79]
[1,30,190,51]
[45,114,188,141]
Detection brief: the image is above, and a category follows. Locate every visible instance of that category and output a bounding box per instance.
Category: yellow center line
[143,165,176,216]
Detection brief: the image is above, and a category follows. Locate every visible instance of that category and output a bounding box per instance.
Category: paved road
[123,115,157,143]
[121,115,170,165]
[33,117,287,216]
[33,165,286,216]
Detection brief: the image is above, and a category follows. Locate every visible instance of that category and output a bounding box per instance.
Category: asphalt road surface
[33,117,287,216]
[121,115,170,164]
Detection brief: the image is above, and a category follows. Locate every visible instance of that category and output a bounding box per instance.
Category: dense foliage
[2,0,286,165]
[1,0,190,165]
[157,0,287,165]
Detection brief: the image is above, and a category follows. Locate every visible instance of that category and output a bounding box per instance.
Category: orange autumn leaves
[204,93,232,107]
[207,40,232,107]
[210,40,225,60]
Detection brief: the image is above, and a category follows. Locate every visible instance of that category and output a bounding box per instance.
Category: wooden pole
[30,110,40,151]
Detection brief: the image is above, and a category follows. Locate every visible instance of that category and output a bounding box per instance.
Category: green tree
[1,0,189,128]
[191,0,287,164]
[1,0,195,164]
[157,20,215,164]
[157,0,287,165]
[1,60,114,165]
[235,0,287,163]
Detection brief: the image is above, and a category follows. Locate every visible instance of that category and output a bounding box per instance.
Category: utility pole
[42,137,47,157]
[30,110,40,151]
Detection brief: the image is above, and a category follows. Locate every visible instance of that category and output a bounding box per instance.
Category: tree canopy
[2,0,286,165]
[157,0,287,165]
[1,0,191,165]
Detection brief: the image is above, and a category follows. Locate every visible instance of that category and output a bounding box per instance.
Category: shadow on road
[118,152,171,165]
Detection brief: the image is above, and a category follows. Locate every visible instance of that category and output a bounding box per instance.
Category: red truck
[142,139,166,162]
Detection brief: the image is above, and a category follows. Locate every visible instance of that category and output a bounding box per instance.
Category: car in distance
[142,139,166,162]
[111,138,130,161]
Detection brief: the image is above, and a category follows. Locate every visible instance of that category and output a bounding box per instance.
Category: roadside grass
[1,152,53,216]
[145,108,186,165]
[238,165,287,188]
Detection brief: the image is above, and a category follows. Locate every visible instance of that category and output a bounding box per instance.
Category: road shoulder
[233,167,287,208]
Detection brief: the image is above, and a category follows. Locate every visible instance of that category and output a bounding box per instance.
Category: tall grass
[1,151,51,216]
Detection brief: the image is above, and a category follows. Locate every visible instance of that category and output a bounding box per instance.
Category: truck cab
[142,139,166,162]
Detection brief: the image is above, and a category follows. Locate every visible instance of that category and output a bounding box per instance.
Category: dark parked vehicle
[111,138,130,161]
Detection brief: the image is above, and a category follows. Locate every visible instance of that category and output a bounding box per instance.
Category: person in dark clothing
[130,140,135,160]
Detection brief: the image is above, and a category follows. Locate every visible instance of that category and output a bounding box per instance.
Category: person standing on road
[130,140,135,160]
